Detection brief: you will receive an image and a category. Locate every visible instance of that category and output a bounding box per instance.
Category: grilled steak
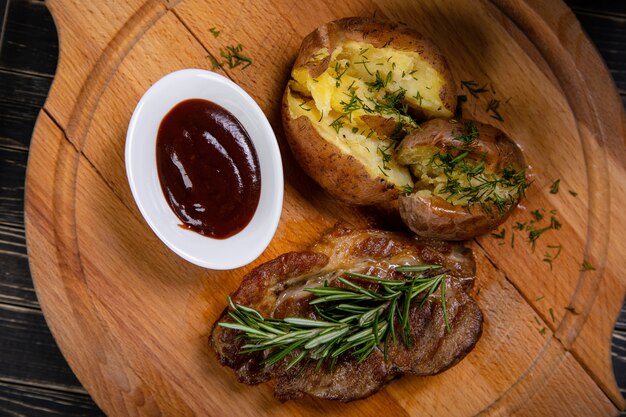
[210,227,483,402]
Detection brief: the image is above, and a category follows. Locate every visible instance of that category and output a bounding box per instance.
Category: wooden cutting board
[25,0,626,415]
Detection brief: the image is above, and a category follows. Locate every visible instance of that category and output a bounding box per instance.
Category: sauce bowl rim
[125,69,284,270]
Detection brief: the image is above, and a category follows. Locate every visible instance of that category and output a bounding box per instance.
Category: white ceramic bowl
[125,69,283,270]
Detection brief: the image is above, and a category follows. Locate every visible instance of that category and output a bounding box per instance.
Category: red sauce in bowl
[156,99,261,239]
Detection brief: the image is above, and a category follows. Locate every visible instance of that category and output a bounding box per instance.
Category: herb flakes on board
[207,27,253,70]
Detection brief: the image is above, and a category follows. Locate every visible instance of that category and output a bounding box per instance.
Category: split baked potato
[282,17,456,205]
[282,17,527,240]
[396,118,528,240]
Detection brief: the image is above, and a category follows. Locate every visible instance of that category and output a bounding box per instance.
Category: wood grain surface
[3,0,624,415]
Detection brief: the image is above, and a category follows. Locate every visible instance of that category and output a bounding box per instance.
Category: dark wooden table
[0,0,624,415]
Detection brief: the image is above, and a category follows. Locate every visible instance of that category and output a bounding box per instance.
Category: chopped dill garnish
[549,307,555,322]
[550,216,562,230]
[353,59,373,76]
[366,70,392,91]
[565,306,579,315]
[460,80,489,97]
[400,184,414,195]
[486,99,504,121]
[568,190,578,197]
[374,88,408,116]
[531,209,544,221]
[340,90,362,120]
[550,179,560,194]
[298,101,312,111]
[329,115,345,133]
[431,143,528,213]
[514,222,526,231]
[208,54,223,69]
[580,260,596,271]
[219,44,253,69]
[333,62,349,87]
[414,90,423,106]
[454,121,479,144]
[543,244,562,270]
[528,225,552,250]
[209,27,220,37]
[390,121,409,142]
[377,144,393,171]
[491,229,506,239]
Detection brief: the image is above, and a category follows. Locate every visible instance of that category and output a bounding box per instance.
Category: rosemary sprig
[218,265,450,369]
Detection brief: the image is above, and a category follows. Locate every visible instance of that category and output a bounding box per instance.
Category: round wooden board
[25,0,626,415]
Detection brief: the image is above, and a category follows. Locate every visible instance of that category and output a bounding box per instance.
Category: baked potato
[282,17,456,205]
[396,118,528,240]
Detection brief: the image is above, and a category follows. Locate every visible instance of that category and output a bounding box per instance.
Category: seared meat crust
[210,227,482,401]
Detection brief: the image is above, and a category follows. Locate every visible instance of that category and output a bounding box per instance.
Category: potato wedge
[397,119,528,240]
[282,17,456,205]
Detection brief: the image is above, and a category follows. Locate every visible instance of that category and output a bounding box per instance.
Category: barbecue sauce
[156,99,261,239]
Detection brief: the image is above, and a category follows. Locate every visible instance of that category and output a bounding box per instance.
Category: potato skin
[282,17,457,206]
[399,194,506,240]
[281,91,398,205]
[397,119,526,240]
[293,17,457,111]
[396,119,525,171]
